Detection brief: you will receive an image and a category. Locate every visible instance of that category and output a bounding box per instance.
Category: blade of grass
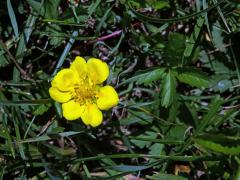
[82,164,92,178]
[0,99,52,106]
[128,137,184,144]
[195,97,222,134]
[74,153,223,163]
[202,0,213,41]
[0,166,6,180]
[12,108,26,160]
[51,30,78,76]
[110,32,125,55]
[2,112,16,158]
[88,0,101,17]
[7,0,19,38]
[183,16,205,60]
[130,0,226,23]
[23,116,36,139]
[96,6,113,33]
[13,13,37,103]
[212,0,231,33]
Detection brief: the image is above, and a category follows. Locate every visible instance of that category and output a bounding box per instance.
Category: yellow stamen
[73,80,97,105]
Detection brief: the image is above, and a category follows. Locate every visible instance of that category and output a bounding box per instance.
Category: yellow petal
[87,58,109,84]
[70,56,87,79]
[51,69,79,91]
[81,103,103,127]
[62,100,84,120]
[49,87,72,103]
[97,85,119,110]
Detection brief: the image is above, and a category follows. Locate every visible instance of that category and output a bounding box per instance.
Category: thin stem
[0,38,33,81]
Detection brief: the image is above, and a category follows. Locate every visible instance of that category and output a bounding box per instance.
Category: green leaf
[149,0,170,10]
[194,134,240,155]
[26,0,61,18]
[137,68,166,85]
[212,21,226,53]
[164,33,186,66]
[88,0,101,16]
[26,0,43,16]
[45,24,65,46]
[161,70,177,107]
[121,110,154,125]
[165,125,187,141]
[123,68,166,85]
[147,173,187,180]
[131,131,157,149]
[176,68,210,88]
[33,104,51,116]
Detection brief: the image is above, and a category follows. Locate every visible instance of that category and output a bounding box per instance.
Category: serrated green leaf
[45,24,64,46]
[33,104,51,116]
[161,70,176,107]
[131,131,157,149]
[176,68,210,88]
[123,68,166,85]
[194,134,240,155]
[137,68,166,85]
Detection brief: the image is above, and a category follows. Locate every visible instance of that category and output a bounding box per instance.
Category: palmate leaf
[194,134,240,155]
[175,68,210,88]
[161,70,177,107]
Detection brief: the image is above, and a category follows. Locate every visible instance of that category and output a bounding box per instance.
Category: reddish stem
[88,22,141,44]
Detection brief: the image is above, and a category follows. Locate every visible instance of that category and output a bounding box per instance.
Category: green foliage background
[0,0,240,179]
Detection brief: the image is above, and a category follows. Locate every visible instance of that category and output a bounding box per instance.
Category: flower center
[73,81,98,105]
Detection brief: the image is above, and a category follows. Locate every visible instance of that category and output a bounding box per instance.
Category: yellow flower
[49,56,119,127]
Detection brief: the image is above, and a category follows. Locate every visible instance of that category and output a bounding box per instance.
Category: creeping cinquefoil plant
[49,56,119,127]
